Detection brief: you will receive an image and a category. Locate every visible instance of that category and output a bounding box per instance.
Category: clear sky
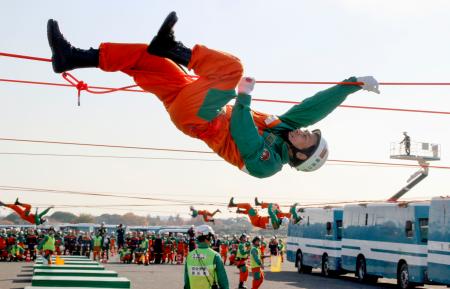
[1,0,449,219]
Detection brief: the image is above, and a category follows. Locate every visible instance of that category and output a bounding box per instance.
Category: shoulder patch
[264,115,279,126]
[260,148,271,161]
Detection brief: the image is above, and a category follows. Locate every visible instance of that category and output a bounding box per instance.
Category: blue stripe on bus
[305,244,341,251]
[370,248,427,257]
[428,249,450,256]
[342,245,360,250]
[287,242,298,246]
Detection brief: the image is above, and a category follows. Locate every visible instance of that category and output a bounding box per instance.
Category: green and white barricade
[30,276,130,288]
[33,264,105,271]
[34,269,118,277]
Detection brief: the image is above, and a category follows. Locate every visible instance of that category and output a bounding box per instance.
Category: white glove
[238,77,256,95]
[357,76,380,94]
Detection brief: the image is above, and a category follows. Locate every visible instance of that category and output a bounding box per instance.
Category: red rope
[1,77,449,115]
[2,51,450,112]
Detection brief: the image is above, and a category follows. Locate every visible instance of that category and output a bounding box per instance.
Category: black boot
[47,19,99,73]
[238,282,247,289]
[147,11,192,67]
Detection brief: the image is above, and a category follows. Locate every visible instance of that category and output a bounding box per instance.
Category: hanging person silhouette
[47,12,380,178]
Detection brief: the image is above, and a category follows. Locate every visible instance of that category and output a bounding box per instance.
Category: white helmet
[195,225,215,236]
[281,217,290,226]
[292,130,328,172]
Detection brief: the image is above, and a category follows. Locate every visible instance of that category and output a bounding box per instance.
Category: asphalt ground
[0,257,447,289]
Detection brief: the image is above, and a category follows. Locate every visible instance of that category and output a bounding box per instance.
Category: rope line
[0,150,448,170]
[1,77,450,115]
[3,51,450,85]
[2,51,450,112]
[0,185,438,209]
[0,185,225,206]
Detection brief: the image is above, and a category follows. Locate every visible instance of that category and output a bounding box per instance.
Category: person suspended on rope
[228,197,287,230]
[400,132,411,156]
[0,198,53,225]
[47,12,380,179]
[189,206,221,224]
[255,197,302,224]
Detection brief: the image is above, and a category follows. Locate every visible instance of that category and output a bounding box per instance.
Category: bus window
[418,218,428,243]
[326,222,332,235]
[307,216,310,226]
[405,220,413,238]
[336,220,343,240]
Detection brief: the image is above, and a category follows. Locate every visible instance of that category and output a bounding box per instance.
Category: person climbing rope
[228,197,285,230]
[0,198,53,225]
[47,12,379,178]
[189,206,221,224]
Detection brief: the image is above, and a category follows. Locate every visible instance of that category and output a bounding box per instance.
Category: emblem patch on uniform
[260,149,271,161]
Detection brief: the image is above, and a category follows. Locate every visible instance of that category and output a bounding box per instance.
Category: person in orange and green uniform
[0,198,53,225]
[47,12,380,179]
[235,234,251,289]
[229,197,282,230]
[190,206,221,224]
[220,235,229,265]
[255,197,292,220]
[184,226,228,289]
[38,227,56,265]
[250,236,264,289]
[260,236,267,265]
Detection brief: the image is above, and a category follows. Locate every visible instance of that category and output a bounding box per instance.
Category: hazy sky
[1,0,449,219]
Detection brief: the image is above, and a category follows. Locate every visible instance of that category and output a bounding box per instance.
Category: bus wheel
[356,256,367,282]
[296,252,303,274]
[321,254,330,277]
[398,262,414,289]
[296,251,312,274]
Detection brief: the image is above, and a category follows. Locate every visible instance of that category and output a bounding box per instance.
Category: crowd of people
[0,224,286,265]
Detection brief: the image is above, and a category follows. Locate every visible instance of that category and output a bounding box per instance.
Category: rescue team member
[92,231,102,261]
[0,199,53,225]
[229,197,283,230]
[289,203,303,224]
[256,198,303,224]
[190,206,221,224]
[184,227,228,289]
[236,234,251,289]
[250,236,264,289]
[47,12,379,179]
[38,227,56,265]
[220,236,229,264]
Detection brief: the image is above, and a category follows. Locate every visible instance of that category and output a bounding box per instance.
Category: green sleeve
[230,93,265,158]
[214,254,229,289]
[278,77,361,128]
[184,262,190,289]
[38,235,48,250]
[251,248,262,266]
[38,207,52,218]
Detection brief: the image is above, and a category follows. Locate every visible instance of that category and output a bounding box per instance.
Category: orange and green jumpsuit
[236,203,280,229]
[220,239,229,264]
[4,203,51,225]
[99,42,361,178]
[190,209,218,223]
[259,201,291,220]
[236,241,250,284]
[250,245,264,289]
